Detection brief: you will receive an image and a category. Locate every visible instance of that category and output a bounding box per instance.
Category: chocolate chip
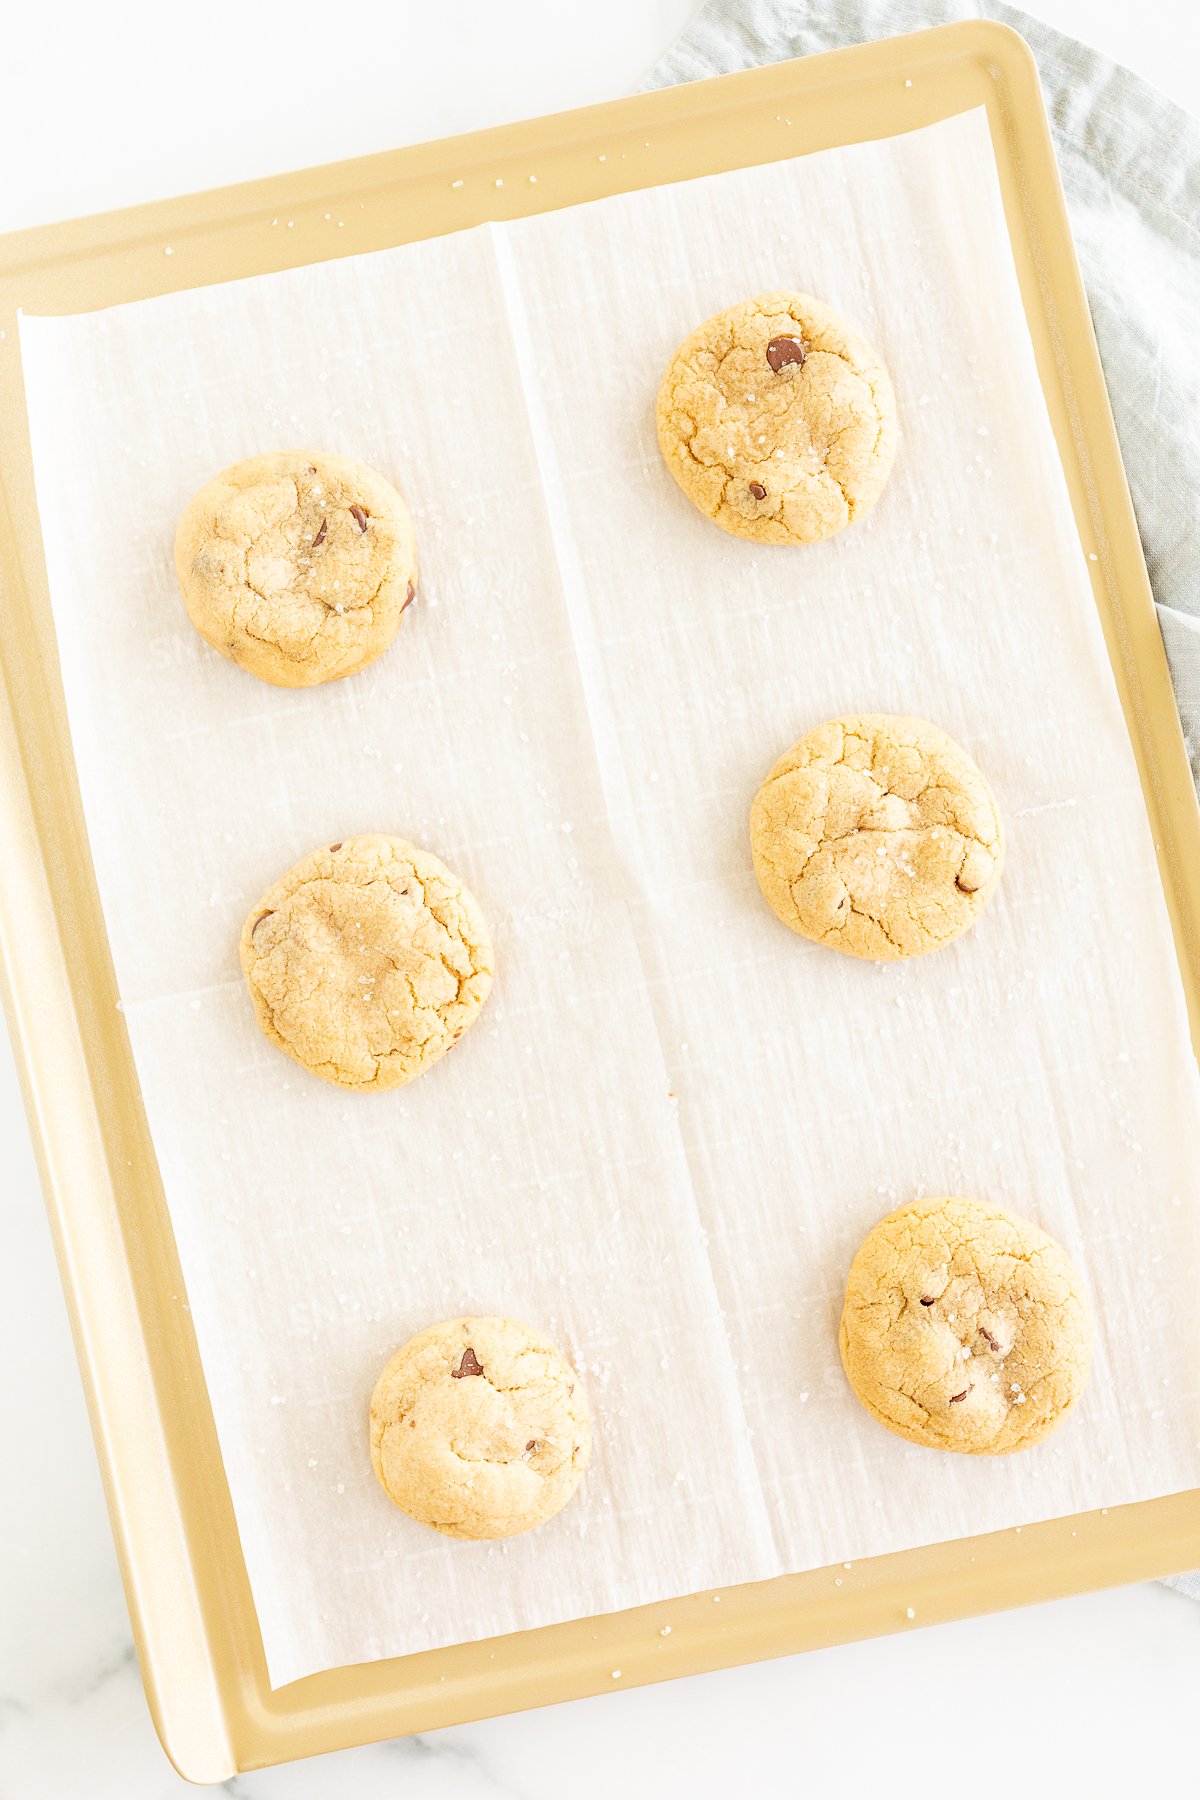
[748,481,766,500]
[349,504,369,533]
[955,872,980,893]
[250,909,274,938]
[400,580,416,613]
[949,1386,971,1403]
[312,518,328,549]
[766,334,807,373]
[525,1439,538,1452]
[329,841,342,852]
[452,1346,484,1379]
[306,464,317,474]
[979,1326,1001,1351]
[919,1296,935,1306]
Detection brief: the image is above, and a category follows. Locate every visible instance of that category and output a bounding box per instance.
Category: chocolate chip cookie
[839,1196,1093,1454]
[656,291,897,544]
[370,1316,592,1538]
[175,450,417,686]
[750,713,1003,960]
[240,835,492,1091]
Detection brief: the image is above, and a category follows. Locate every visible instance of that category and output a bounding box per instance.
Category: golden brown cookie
[175,450,417,686]
[656,291,897,543]
[749,713,1003,960]
[240,834,492,1091]
[370,1316,592,1538]
[839,1196,1092,1455]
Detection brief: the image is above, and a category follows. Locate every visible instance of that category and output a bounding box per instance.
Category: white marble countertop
[2,3,1198,1793]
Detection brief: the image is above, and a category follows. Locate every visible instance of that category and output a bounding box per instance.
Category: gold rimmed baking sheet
[1,20,1198,1781]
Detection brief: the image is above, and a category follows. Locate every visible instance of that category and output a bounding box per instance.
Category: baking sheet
[18,108,1200,1689]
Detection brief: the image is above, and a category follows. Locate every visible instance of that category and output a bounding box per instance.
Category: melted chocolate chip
[312,518,328,549]
[955,872,980,893]
[452,1346,484,1379]
[250,909,274,938]
[979,1326,1001,1352]
[949,1386,971,1403]
[766,334,807,373]
[919,1296,935,1306]
[306,463,317,474]
[748,481,767,501]
[400,580,416,613]
[349,504,370,533]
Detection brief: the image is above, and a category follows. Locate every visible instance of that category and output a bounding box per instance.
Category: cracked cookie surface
[175,450,417,686]
[240,835,492,1091]
[656,291,897,544]
[370,1316,592,1538]
[749,713,1003,960]
[839,1196,1092,1455]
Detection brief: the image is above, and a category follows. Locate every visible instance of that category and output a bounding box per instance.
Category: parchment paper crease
[19,110,1200,1687]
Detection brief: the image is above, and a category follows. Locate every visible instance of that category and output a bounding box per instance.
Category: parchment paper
[19,110,1200,1688]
